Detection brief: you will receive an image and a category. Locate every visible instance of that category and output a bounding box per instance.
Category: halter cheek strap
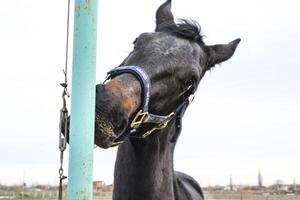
[104,65,197,147]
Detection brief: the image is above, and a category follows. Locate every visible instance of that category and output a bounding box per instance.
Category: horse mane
[158,19,205,45]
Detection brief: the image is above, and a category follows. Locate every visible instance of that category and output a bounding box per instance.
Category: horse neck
[113,121,177,200]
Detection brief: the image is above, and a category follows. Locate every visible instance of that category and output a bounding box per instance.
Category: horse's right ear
[204,38,241,69]
[155,0,175,32]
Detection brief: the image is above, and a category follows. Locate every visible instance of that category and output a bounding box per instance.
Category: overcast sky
[0,0,299,186]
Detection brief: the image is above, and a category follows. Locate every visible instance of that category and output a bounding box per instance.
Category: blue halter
[104,65,197,146]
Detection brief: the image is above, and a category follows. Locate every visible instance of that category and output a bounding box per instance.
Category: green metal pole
[68,0,98,199]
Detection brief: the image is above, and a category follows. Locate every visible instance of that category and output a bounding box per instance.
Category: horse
[93,0,240,199]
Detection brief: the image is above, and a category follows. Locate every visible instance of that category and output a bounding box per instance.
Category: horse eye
[185,79,194,89]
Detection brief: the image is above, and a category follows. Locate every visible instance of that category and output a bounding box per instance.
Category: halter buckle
[130,110,149,128]
[142,121,169,138]
[142,112,175,138]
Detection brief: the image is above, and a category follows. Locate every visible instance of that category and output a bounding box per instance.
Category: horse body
[111,32,205,200]
[113,122,203,200]
[113,125,176,200]
[92,1,240,199]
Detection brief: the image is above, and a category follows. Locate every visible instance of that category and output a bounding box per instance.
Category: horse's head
[95,0,240,148]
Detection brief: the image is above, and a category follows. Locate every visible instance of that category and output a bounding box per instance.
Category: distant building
[229,175,233,191]
[93,181,113,193]
[223,185,239,192]
[93,181,105,193]
[270,180,298,194]
[222,175,239,191]
[103,184,113,193]
[211,185,225,191]
[258,169,263,188]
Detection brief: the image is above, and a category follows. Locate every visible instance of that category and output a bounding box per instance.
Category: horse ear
[155,0,175,32]
[205,38,241,69]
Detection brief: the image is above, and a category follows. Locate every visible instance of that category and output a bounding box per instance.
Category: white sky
[0,0,299,187]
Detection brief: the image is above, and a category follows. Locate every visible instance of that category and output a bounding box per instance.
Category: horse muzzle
[94,112,117,148]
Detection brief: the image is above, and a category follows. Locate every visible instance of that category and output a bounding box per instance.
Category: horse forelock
[157,19,205,46]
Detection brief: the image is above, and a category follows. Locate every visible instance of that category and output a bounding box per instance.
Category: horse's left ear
[155,0,175,31]
[204,38,241,69]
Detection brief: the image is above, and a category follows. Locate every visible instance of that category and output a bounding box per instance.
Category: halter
[103,65,198,147]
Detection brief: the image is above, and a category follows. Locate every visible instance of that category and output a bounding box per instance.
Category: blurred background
[0,0,299,198]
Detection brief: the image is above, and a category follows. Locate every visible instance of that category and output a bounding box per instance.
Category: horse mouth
[94,113,117,148]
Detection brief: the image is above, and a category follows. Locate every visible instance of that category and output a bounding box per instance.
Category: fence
[205,191,300,200]
[1,190,299,200]
[0,190,112,200]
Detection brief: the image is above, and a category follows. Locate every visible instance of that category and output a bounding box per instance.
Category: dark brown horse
[92,0,240,199]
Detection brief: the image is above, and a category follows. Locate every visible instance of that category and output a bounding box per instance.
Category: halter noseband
[103,65,197,147]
